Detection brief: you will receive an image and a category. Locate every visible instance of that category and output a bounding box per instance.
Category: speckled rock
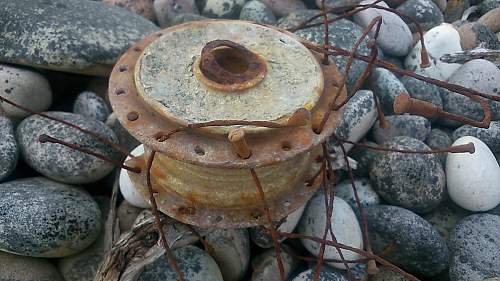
[365,205,449,276]
[0,116,18,182]
[404,23,462,81]
[200,0,245,19]
[0,251,63,281]
[452,121,500,152]
[479,0,500,15]
[278,10,370,91]
[370,68,408,114]
[440,59,500,128]
[449,214,500,281]
[335,178,381,212]
[369,136,445,213]
[399,76,443,113]
[372,115,431,144]
[350,141,384,177]
[397,0,444,32]
[423,199,471,243]
[117,200,143,233]
[425,127,452,165]
[457,22,500,50]
[250,204,305,248]
[259,0,305,17]
[103,0,156,21]
[251,249,298,281]
[317,0,363,9]
[298,194,363,269]
[444,0,469,22]
[171,12,207,24]
[105,113,141,152]
[0,64,52,120]
[353,0,413,56]
[204,228,250,281]
[239,0,276,24]
[137,245,224,281]
[0,0,159,76]
[154,0,199,27]
[73,91,110,122]
[331,90,377,152]
[17,111,119,184]
[0,177,101,257]
[291,267,348,281]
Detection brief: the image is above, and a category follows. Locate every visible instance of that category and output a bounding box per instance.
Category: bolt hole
[250,210,262,220]
[215,216,223,223]
[281,141,292,151]
[115,89,126,96]
[127,111,139,121]
[212,47,250,74]
[156,32,163,37]
[119,65,128,72]
[194,146,205,156]
[133,47,142,52]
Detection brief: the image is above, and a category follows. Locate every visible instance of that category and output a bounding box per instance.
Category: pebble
[117,200,143,233]
[425,127,452,165]
[291,267,347,281]
[334,178,381,211]
[478,7,500,33]
[404,23,462,81]
[200,0,245,19]
[397,0,444,32]
[260,0,306,17]
[0,116,18,182]
[17,111,120,184]
[0,64,52,120]
[171,12,207,24]
[479,0,500,14]
[444,0,470,22]
[353,0,413,56]
[372,115,432,144]
[119,144,151,208]
[452,121,500,152]
[239,0,277,25]
[154,0,199,27]
[365,205,449,276]
[105,113,141,152]
[369,136,446,213]
[204,228,250,281]
[446,136,500,211]
[278,10,371,92]
[102,0,156,21]
[349,141,384,177]
[449,214,500,281]
[456,22,500,50]
[250,204,305,248]
[0,251,64,281]
[137,245,223,281]
[72,91,111,122]
[251,249,298,281]
[298,194,363,269]
[399,75,444,112]
[0,177,101,257]
[0,0,159,76]
[423,199,471,242]
[332,90,377,152]
[369,67,408,114]
[440,59,500,128]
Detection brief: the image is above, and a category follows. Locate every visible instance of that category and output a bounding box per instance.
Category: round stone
[17,111,120,184]
[251,249,298,281]
[457,22,500,50]
[0,177,102,257]
[335,178,381,211]
[0,64,52,120]
[478,7,500,34]
[0,116,18,182]
[425,127,453,165]
[446,136,500,211]
[291,267,348,281]
[239,0,277,25]
[369,136,445,213]
[0,251,63,281]
[137,245,224,281]
[449,214,500,280]
[73,91,111,122]
[372,115,431,144]
[200,0,245,19]
[353,0,413,56]
[452,121,500,153]
[298,194,363,269]
[119,144,150,208]
[154,0,199,27]
[397,0,444,32]
[399,75,443,113]
[365,205,449,276]
[370,67,408,114]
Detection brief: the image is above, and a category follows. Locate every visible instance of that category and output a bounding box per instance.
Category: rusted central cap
[134,20,323,133]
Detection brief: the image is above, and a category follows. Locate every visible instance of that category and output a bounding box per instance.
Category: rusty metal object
[109,20,345,228]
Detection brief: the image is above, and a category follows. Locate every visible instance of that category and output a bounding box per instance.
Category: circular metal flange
[109,20,345,169]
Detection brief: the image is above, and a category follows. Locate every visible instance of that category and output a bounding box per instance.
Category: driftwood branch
[440,48,500,67]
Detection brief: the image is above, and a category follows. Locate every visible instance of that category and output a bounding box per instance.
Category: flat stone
[369,136,445,213]
[397,0,444,32]
[0,0,159,76]
[17,111,120,184]
[0,251,63,281]
[0,177,101,257]
[370,67,408,114]
[239,0,277,25]
[365,205,449,276]
[251,249,298,281]
[449,214,500,281]
[0,116,18,182]
[73,91,111,122]
[154,0,199,27]
[372,115,431,144]
[452,121,500,152]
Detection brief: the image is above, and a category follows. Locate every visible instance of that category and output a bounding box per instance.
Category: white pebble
[119,145,150,208]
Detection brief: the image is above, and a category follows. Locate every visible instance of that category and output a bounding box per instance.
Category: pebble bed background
[0,0,500,280]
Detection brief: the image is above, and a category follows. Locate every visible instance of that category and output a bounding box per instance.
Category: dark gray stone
[365,205,449,276]
[335,178,381,212]
[278,10,371,92]
[449,214,500,281]
[0,251,63,281]
[0,116,18,182]
[239,0,276,24]
[369,136,446,213]
[425,128,452,165]
[397,0,444,31]
[479,0,500,14]
[0,0,159,76]
[0,177,101,257]
[370,67,408,115]
[17,111,120,184]
[400,76,443,113]
[452,121,500,153]
[73,91,110,122]
[372,115,432,144]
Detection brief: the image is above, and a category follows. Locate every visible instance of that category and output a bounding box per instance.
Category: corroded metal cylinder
[109,20,345,228]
